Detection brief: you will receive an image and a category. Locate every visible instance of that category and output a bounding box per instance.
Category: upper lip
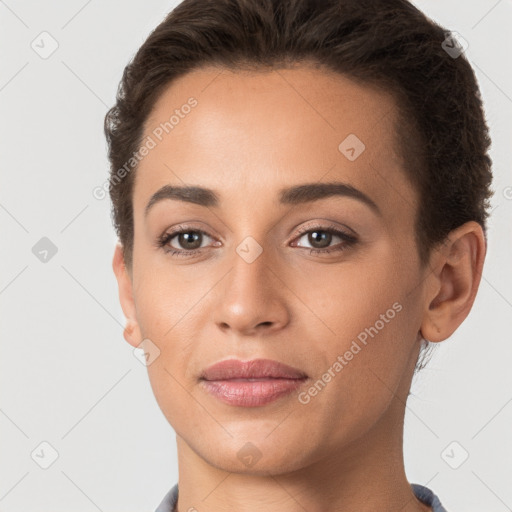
[200,358,308,381]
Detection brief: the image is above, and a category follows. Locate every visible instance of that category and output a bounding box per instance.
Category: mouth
[199,358,308,407]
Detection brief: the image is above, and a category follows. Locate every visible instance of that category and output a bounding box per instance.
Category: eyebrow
[144,181,381,217]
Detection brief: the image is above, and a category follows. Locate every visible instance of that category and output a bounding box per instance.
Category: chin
[189,432,319,476]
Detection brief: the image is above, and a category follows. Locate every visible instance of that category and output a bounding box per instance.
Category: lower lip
[200,378,307,407]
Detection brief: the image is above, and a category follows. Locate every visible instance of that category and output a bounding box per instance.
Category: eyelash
[156,223,358,258]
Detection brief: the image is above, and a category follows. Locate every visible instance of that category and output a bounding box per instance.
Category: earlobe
[112,242,143,348]
[420,221,486,344]
[123,320,142,348]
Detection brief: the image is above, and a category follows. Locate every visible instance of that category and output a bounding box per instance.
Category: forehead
[134,65,417,224]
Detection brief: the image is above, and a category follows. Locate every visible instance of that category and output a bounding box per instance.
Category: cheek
[132,266,209,421]
[296,258,417,406]
[293,308,417,452]
[296,253,404,336]
[133,258,207,334]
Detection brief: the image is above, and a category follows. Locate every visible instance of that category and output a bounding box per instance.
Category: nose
[212,245,290,337]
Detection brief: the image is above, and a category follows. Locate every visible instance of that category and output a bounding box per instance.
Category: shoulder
[154,483,179,512]
[411,483,449,512]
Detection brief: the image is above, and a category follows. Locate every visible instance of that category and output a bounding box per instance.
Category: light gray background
[1,1,511,511]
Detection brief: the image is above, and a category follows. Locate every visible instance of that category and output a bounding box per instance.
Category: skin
[112,65,486,512]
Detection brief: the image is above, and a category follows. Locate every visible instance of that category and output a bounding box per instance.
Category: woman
[105,0,493,510]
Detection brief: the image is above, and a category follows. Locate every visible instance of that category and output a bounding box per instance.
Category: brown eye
[174,231,203,250]
[157,228,215,256]
[306,230,333,249]
[292,224,358,255]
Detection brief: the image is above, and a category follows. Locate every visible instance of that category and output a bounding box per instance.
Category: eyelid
[291,221,358,241]
[162,223,218,241]
[155,223,215,252]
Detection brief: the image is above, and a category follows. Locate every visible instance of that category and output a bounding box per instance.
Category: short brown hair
[104,0,493,277]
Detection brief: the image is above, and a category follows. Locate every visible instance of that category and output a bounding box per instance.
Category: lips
[199,358,308,407]
[200,358,308,381]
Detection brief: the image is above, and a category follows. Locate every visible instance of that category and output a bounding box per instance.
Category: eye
[156,225,218,257]
[292,223,358,255]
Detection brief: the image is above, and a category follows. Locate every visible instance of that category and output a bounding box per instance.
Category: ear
[420,221,487,343]
[112,242,143,348]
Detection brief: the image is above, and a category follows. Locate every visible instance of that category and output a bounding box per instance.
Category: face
[116,65,433,474]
